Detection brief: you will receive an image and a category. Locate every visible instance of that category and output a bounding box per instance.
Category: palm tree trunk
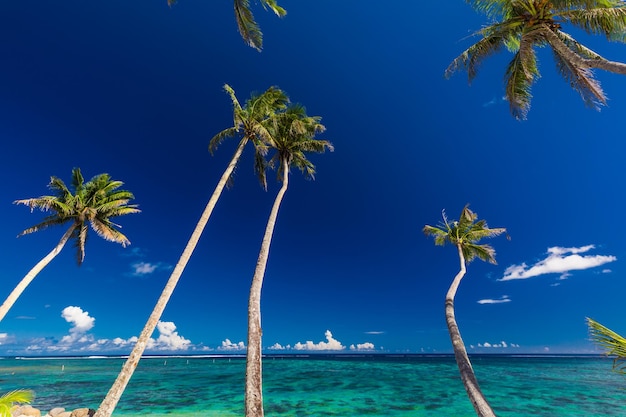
[94,138,249,417]
[0,224,76,323]
[541,27,626,75]
[245,158,289,417]
[446,244,496,417]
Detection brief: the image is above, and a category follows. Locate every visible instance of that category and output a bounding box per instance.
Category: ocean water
[0,355,625,416]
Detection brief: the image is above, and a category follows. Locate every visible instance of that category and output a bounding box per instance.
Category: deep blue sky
[0,0,624,355]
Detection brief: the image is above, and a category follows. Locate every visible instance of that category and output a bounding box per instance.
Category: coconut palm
[167,0,286,51]
[446,0,626,119]
[245,105,332,417]
[0,168,139,323]
[587,317,626,374]
[0,390,33,417]
[93,84,288,417]
[423,206,506,417]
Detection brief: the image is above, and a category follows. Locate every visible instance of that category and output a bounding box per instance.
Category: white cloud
[149,321,191,351]
[500,245,616,281]
[267,343,290,350]
[602,269,612,274]
[218,339,246,351]
[294,330,345,351]
[477,295,511,305]
[350,342,375,351]
[364,331,384,335]
[132,262,158,275]
[60,306,95,344]
[476,341,520,348]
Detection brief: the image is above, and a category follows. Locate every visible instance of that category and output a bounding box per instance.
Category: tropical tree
[93,84,288,417]
[446,0,626,119]
[423,206,506,417]
[167,0,286,51]
[0,168,139,323]
[587,317,626,374]
[245,105,333,417]
[0,390,33,417]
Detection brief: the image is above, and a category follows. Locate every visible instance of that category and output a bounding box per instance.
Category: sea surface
[0,355,625,416]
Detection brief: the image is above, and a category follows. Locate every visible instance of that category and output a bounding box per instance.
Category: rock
[55,413,72,417]
[48,408,66,417]
[11,405,41,417]
[69,409,95,417]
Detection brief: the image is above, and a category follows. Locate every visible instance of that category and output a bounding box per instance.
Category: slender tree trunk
[245,158,289,417]
[541,26,626,75]
[0,225,76,323]
[94,138,249,417]
[446,244,496,417]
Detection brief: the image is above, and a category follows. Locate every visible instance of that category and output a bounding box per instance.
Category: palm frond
[234,0,263,51]
[552,47,606,108]
[446,32,506,82]
[554,30,604,59]
[504,46,538,120]
[558,7,626,41]
[463,242,497,264]
[587,317,626,374]
[465,0,511,19]
[261,0,286,17]
[423,225,450,246]
[0,390,33,417]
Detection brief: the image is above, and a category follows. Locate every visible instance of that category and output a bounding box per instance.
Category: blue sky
[0,0,624,355]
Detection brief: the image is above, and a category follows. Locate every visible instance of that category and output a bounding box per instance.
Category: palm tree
[423,206,506,417]
[446,0,626,119]
[587,317,626,374]
[0,390,33,417]
[167,0,286,51]
[93,84,288,417]
[245,105,333,417]
[0,168,139,323]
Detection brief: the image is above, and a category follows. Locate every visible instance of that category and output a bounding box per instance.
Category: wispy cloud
[477,295,511,305]
[364,331,384,335]
[131,262,173,276]
[500,245,616,281]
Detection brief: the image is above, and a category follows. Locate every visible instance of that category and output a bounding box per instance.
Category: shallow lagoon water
[0,355,624,416]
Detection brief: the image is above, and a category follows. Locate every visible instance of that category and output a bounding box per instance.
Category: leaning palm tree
[446,0,626,119]
[587,317,626,375]
[423,206,506,417]
[245,105,333,417]
[0,390,33,417]
[167,0,286,51]
[0,168,139,323]
[93,84,288,417]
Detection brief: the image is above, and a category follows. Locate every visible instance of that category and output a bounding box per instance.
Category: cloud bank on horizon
[3,307,375,355]
[500,245,616,281]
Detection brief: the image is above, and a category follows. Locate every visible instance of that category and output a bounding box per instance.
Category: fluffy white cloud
[294,330,345,351]
[267,343,290,350]
[476,341,520,348]
[218,339,246,351]
[500,245,616,281]
[60,306,95,344]
[132,262,158,275]
[149,321,191,351]
[350,342,375,351]
[477,295,511,304]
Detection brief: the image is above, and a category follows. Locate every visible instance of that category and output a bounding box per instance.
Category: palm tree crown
[423,205,506,264]
[15,167,140,264]
[446,0,626,119]
[210,84,289,190]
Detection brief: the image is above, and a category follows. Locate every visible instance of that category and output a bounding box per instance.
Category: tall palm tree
[93,84,288,417]
[587,317,626,374]
[245,105,333,417]
[167,0,286,51]
[446,0,626,119]
[423,206,506,417]
[0,390,33,417]
[0,168,139,323]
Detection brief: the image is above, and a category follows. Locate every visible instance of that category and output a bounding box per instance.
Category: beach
[1,355,625,416]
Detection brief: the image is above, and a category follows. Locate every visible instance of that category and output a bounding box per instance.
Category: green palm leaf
[587,317,626,374]
[0,390,33,417]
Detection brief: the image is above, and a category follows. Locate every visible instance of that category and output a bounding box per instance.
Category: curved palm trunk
[245,159,289,417]
[540,27,626,75]
[447,244,496,417]
[0,225,76,323]
[94,138,249,417]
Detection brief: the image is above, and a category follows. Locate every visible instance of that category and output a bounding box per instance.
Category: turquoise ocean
[1,355,625,416]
